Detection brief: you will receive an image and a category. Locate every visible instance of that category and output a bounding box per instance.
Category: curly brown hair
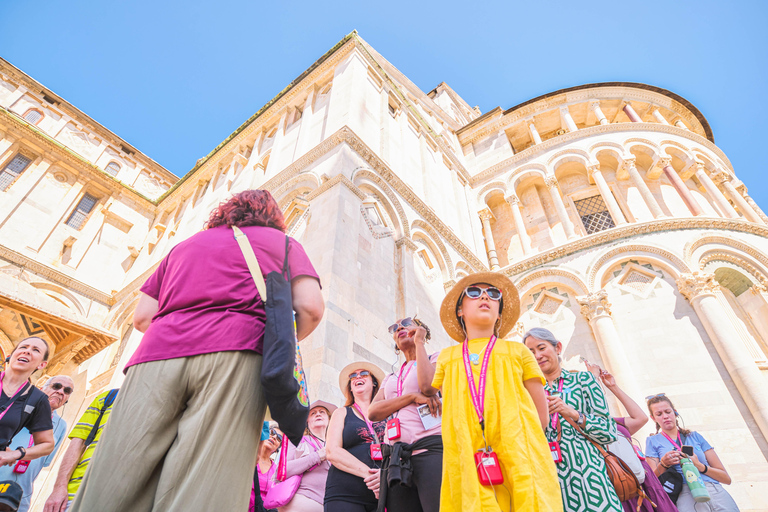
[205,190,286,231]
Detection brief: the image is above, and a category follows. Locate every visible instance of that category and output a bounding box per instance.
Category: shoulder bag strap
[233,226,267,301]
[283,235,291,280]
[84,390,118,448]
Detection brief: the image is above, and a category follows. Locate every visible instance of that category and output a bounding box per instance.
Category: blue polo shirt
[0,412,67,512]
[645,431,718,484]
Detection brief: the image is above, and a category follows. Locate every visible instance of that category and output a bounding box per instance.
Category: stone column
[588,165,626,226]
[590,101,609,125]
[545,176,577,239]
[621,159,664,219]
[479,208,500,270]
[677,272,768,442]
[694,164,738,218]
[505,194,532,255]
[675,119,689,130]
[560,106,578,132]
[652,109,670,125]
[712,170,764,223]
[623,103,642,123]
[577,290,642,414]
[744,195,768,224]
[528,122,542,145]
[659,157,703,216]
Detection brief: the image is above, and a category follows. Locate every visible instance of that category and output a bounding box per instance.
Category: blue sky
[1,1,766,206]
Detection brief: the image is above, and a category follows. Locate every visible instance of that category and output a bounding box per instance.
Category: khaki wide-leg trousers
[70,350,266,512]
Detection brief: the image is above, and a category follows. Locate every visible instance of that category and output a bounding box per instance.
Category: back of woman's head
[206,190,286,231]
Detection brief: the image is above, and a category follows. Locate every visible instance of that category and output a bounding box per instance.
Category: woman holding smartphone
[325,362,386,512]
[584,362,679,512]
[646,395,739,511]
[368,316,442,512]
[419,272,562,512]
[523,328,621,512]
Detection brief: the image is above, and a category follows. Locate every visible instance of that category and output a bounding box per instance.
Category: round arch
[476,181,508,205]
[352,169,410,238]
[28,282,86,316]
[411,220,454,280]
[588,244,692,290]
[514,267,589,296]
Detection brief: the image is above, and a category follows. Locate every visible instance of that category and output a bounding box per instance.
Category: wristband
[701,464,708,474]
[660,462,670,469]
[14,446,26,460]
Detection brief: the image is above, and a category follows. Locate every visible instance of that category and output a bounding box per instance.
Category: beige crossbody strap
[233,226,267,301]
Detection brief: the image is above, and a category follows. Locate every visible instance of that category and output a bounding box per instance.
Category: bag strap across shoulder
[233,226,267,301]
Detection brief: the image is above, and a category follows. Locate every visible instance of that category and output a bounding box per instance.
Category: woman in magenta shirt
[368,317,442,512]
[70,190,324,512]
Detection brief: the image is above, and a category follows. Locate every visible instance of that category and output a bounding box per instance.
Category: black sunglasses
[388,317,414,335]
[348,370,371,380]
[269,428,283,444]
[50,382,74,395]
[464,286,502,300]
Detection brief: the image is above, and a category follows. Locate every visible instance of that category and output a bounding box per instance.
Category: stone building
[0,32,767,510]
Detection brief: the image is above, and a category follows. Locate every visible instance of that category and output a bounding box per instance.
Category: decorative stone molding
[468,122,734,187]
[515,268,589,296]
[350,169,409,238]
[699,251,768,287]
[676,272,719,301]
[709,169,731,185]
[478,208,494,221]
[577,289,612,321]
[412,220,454,280]
[617,158,635,181]
[505,194,520,206]
[544,176,559,189]
[586,243,690,290]
[685,234,768,272]
[395,236,418,251]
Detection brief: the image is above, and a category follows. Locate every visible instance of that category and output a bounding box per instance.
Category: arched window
[105,161,121,177]
[0,153,33,190]
[65,193,98,229]
[22,109,43,125]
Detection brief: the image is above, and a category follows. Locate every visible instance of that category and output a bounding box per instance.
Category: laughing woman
[419,272,562,512]
[325,362,386,512]
[523,327,621,512]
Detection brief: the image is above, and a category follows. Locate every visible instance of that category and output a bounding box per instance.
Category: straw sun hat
[338,361,386,399]
[439,272,521,342]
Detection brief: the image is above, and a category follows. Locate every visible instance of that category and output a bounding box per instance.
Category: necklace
[468,342,489,365]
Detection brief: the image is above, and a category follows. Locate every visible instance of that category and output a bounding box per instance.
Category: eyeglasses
[388,317,414,335]
[348,370,371,380]
[645,393,666,401]
[50,382,74,395]
[269,428,283,443]
[464,286,502,301]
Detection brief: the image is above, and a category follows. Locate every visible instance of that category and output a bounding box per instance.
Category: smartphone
[681,445,694,457]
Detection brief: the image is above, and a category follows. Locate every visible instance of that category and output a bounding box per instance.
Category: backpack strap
[84,389,118,448]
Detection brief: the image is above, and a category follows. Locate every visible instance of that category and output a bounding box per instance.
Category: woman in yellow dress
[416,272,563,512]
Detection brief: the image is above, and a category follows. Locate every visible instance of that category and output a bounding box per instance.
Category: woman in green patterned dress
[524,328,621,512]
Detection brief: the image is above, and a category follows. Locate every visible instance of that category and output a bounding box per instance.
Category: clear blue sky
[1,1,766,206]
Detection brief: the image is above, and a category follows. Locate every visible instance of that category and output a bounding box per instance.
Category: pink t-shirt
[126,225,320,370]
[381,354,442,445]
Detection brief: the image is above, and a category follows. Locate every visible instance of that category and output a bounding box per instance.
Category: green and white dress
[544,369,621,512]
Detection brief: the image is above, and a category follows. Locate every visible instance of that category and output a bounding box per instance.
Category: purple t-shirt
[126,225,320,370]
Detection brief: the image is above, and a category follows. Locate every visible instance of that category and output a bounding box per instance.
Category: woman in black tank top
[325,362,386,512]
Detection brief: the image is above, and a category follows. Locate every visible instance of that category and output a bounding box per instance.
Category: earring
[395,346,400,355]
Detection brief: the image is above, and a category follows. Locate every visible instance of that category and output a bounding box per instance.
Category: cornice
[0,109,157,212]
[458,85,708,145]
[469,123,734,188]
[0,245,112,304]
[502,217,768,285]
[259,126,487,271]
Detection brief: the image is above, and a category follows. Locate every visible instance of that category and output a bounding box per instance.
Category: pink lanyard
[0,372,29,424]
[546,379,565,430]
[396,361,415,398]
[662,431,683,450]
[352,403,380,443]
[305,435,323,451]
[461,336,497,431]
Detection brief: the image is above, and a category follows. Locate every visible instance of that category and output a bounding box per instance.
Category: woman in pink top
[280,400,337,512]
[257,432,280,509]
[369,317,442,512]
[71,190,325,512]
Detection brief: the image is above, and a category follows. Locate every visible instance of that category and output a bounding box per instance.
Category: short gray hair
[522,327,560,348]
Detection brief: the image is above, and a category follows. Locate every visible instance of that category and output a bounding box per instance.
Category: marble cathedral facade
[0,33,767,510]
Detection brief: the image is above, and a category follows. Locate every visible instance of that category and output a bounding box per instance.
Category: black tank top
[324,406,386,505]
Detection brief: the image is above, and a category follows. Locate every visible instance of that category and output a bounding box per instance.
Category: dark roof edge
[502,82,714,143]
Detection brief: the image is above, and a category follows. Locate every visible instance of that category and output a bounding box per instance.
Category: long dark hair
[647,395,691,436]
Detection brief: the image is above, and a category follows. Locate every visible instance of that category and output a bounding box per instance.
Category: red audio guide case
[386,418,401,440]
[474,449,503,485]
[13,460,30,474]
[370,443,383,461]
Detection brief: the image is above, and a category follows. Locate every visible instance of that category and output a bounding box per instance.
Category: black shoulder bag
[233,227,309,446]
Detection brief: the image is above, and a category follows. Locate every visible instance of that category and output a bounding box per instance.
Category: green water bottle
[680,457,710,503]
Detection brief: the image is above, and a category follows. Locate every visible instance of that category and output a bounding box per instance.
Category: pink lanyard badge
[395,361,415,398]
[546,378,565,431]
[662,431,684,451]
[0,372,30,424]
[461,336,497,432]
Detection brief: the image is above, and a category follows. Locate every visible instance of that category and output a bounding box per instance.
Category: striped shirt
[67,390,116,500]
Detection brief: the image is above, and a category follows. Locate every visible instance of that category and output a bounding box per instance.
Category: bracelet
[660,462,670,469]
[578,412,585,427]
[14,446,26,460]
[701,464,708,474]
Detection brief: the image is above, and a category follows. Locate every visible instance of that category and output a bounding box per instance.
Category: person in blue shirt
[0,375,73,512]
[645,394,740,512]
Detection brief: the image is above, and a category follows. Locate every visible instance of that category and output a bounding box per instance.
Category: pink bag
[263,436,304,509]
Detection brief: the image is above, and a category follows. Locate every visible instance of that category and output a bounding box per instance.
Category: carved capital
[658,157,672,169]
[617,158,635,180]
[577,289,612,321]
[478,208,494,222]
[676,272,719,302]
[588,101,602,112]
[709,169,731,185]
[505,194,520,206]
[395,236,418,252]
[544,175,559,190]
